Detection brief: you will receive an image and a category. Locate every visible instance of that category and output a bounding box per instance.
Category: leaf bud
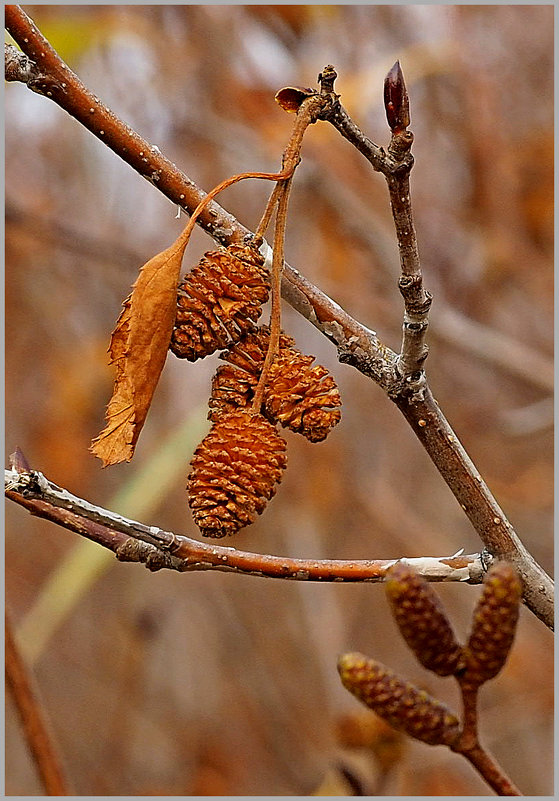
[384,60,410,133]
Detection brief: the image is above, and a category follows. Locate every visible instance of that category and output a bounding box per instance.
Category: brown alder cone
[264,350,342,442]
[462,562,522,689]
[169,244,270,361]
[385,562,464,676]
[208,326,342,441]
[187,409,287,538]
[208,327,296,421]
[338,653,460,747]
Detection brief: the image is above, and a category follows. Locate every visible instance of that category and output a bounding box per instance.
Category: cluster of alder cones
[338,561,521,749]
[169,242,342,538]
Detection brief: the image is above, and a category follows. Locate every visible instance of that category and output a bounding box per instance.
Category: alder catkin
[187,409,287,538]
[462,562,522,688]
[337,652,460,747]
[385,562,464,677]
[170,245,270,361]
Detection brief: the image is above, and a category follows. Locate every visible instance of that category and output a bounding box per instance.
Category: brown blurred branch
[5,6,553,629]
[5,610,70,795]
[5,464,483,584]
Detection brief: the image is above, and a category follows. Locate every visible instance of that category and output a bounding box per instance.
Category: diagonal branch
[4,8,395,388]
[5,7,553,629]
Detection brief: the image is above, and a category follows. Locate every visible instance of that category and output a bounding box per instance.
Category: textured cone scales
[170,245,270,361]
[265,352,342,442]
[188,410,287,538]
[338,653,460,747]
[463,562,521,688]
[208,327,295,422]
[385,562,464,676]
[209,326,342,441]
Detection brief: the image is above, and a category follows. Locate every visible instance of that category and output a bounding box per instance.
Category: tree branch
[4,5,395,388]
[6,465,483,584]
[5,610,70,795]
[5,6,553,629]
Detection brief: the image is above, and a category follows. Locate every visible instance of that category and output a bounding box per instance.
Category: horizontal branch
[5,467,484,584]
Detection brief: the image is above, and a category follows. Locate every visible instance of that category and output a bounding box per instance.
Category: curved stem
[454,744,521,796]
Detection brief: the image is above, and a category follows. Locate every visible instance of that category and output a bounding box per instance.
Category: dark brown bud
[384,60,410,133]
[385,562,464,677]
[338,652,460,747]
[462,562,522,688]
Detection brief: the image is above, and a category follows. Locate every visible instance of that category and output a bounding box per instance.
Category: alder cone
[209,326,342,441]
[264,351,342,442]
[338,652,460,747]
[208,327,296,421]
[462,562,521,688]
[188,410,287,538]
[385,562,464,677]
[169,245,270,361]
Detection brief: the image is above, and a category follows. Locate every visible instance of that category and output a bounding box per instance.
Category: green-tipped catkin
[337,652,460,747]
[462,562,522,688]
[385,562,464,676]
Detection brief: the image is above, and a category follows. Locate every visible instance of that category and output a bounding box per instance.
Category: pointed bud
[463,562,522,688]
[338,652,460,747]
[385,563,464,677]
[384,60,410,133]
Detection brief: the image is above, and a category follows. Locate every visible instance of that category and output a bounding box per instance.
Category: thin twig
[5,610,70,795]
[4,8,553,629]
[320,62,431,379]
[5,467,484,584]
[251,179,292,412]
[457,745,521,796]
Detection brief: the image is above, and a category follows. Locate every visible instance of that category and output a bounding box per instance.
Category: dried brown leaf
[90,233,189,466]
[91,167,294,467]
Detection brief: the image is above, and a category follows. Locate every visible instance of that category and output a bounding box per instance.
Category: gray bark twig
[5,465,484,584]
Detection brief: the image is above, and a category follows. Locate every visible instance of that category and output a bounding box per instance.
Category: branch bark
[5,466,483,584]
[5,6,553,629]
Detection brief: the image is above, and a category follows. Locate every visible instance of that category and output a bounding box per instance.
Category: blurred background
[5,4,553,796]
